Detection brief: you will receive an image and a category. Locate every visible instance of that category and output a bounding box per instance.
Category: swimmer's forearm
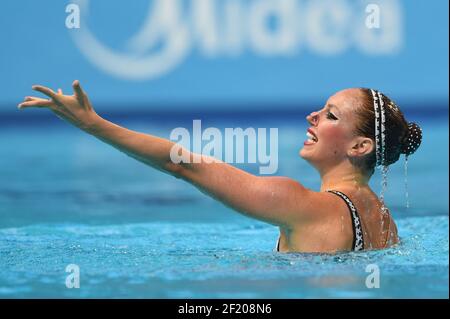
[85,116,181,175]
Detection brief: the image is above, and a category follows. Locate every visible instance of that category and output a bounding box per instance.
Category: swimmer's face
[300,88,365,170]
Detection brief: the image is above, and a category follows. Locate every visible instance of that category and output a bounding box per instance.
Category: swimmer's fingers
[23,96,48,102]
[24,85,67,110]
[72,80,88,105]
[31,85,57,100]
[18,96,55,109]
[72,80,95,113]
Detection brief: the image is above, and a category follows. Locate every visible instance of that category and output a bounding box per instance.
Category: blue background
[0,0,448,113]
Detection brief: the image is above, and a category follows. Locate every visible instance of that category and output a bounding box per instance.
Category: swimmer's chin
[299,148,316,165]
[299,147,308,159]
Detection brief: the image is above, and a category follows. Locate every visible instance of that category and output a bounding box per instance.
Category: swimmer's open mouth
[306,128,318,143]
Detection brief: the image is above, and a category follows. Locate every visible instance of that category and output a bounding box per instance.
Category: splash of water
[379,165,389,214]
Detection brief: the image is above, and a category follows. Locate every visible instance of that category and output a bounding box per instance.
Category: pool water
[0,115,448,298]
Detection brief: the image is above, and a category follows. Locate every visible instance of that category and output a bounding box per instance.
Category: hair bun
[400,122,422,156]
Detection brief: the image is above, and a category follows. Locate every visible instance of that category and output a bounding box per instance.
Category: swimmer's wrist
[82,113,106,135]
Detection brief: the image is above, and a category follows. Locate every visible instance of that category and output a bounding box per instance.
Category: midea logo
[70,0,403,80]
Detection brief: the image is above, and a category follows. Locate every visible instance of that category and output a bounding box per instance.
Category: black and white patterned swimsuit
[275,190,365,252]
[326,190,364,251]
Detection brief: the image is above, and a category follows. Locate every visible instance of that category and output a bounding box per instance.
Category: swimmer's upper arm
[170,154,319,228]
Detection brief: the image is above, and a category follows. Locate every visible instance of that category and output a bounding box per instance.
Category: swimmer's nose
[307,111,319,126]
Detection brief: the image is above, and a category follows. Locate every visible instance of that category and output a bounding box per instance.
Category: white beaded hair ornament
[370,89,422,164]
[400,122,422,156]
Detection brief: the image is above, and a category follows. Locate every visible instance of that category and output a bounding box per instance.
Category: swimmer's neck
[319,164,370,192]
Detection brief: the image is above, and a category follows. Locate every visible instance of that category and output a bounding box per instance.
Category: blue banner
[1,0,448,112]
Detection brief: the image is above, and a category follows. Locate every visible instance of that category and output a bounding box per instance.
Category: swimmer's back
[277,187,399,253]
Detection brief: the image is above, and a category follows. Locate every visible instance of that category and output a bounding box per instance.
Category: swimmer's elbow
[163,162,185,179]
[164,161,199,181]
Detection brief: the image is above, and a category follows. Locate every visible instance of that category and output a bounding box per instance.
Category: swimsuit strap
[326,190,365,251]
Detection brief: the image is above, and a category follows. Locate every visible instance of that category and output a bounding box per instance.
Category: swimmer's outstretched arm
[19,81,320,227]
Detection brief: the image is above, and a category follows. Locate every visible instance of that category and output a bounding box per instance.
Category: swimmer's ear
[348,137,374,157]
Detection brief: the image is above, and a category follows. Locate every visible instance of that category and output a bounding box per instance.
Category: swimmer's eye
[327,111,338,120]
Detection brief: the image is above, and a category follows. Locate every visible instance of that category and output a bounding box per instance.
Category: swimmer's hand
[18,80,100,131]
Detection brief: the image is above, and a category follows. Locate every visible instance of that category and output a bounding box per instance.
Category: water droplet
[379,165,389,215]
[404,155,410,209]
